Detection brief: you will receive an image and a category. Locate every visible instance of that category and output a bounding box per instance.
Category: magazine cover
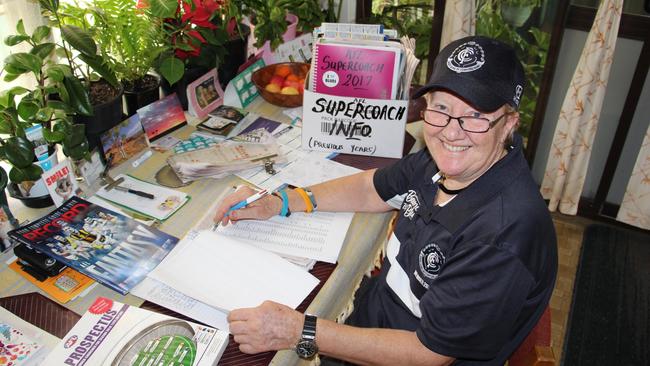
[42,159,83,207]
[47,297,229,366]
[7,197,178,295]
[100,114,149,168]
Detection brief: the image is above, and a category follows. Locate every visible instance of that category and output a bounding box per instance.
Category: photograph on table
[100,114,149,168]
[187,68,224,119]
[137,94,187,142]
[196,105,247,139]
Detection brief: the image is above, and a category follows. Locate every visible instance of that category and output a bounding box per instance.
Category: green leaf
[17,100,40,121]
[9,86,29,97]
[35,107,54,122]
[38,0,59,13]
[32,26,51,43]
[45,65,64,82]
[63,75,92,116]
[42,125,65,142]
[30,43,56,59]
[0,165,7,188]
[4,35,30,46]
[3,73,20,82]
[4,136,36,168]
[16,19,26,36]
[46,100,73,113]
[62,138,88,160]
[61,25,97,56]
[63,123,86,146]
[0,113,14,134]
[3,53,42,75]
[9,164,43,183]
[159,56,184,86]
[149,0,178,18]
[0,91,11,108]
[78,53,119,88]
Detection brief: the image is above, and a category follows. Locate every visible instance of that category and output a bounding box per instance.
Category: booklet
[7,197,179,295]
[95,174,190,221]
[0,306,60,366]
[9,258,96,304]
[47,297,229,366]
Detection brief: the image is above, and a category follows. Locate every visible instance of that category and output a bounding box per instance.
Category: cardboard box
[302,88,408,158]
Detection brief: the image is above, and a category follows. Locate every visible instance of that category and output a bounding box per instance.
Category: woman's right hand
[213,186,283,226]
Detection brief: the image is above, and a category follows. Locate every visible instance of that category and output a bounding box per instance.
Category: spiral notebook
[311,39,403,99]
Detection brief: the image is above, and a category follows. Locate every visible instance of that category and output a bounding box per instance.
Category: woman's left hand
[227,301,304,354]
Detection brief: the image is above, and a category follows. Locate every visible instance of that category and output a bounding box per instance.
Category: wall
[531,28,649,204]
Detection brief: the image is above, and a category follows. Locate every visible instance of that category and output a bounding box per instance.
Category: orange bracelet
[294,187,314,213]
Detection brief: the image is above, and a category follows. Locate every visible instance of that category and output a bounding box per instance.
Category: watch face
[296,340,318,359]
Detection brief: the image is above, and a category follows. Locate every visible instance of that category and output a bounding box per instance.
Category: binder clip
[252,154,278,175]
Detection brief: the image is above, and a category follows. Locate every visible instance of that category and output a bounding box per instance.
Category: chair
[507,306,555,366]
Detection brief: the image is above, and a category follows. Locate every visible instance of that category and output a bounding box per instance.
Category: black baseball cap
[412,36,525,112]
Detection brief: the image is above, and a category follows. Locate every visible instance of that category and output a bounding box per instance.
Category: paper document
[131,277,230,332]
[216,211,353,263]
[148,231,319,311]
[95,174,189,220]
[0,306,60,366]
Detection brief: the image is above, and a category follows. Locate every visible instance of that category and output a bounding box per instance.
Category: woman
[213,36,557,365]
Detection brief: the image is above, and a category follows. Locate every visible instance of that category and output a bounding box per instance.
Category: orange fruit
[274,65,292,78]
[286,74,300,82]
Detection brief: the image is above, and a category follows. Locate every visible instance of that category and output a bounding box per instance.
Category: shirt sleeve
[415,243,535,360]
[373,149,431,202]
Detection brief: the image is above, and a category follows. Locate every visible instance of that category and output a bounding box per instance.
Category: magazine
[196,105,247,139]
[7,197,178,295]
[46,297,229,366]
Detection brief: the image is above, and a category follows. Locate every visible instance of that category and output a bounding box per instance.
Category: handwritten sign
[302,89,407,158]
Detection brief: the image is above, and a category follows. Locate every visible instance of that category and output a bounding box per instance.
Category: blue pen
[225,189,270,216]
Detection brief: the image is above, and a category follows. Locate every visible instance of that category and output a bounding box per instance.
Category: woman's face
[423,91,518,185]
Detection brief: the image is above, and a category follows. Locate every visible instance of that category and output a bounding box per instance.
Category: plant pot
[161,66,210,110]
[500,5,534,28]
[7,182,54,208]
[123,74,161,117]
[75,82,125,150]
[218,24,251,89]
[247,13,299,61]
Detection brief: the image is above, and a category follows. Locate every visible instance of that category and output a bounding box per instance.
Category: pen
[226,189,270,215]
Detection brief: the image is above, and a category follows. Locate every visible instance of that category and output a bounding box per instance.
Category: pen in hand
[226,189,269,216]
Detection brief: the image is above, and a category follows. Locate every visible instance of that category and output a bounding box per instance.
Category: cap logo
[513,85,523,106]
[447,41,485,73]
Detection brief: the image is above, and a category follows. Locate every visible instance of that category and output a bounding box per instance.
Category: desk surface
[1,97,423,365]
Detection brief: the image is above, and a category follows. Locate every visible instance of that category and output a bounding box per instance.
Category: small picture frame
[137,93,187,142]
[100,114,148,168]
[187,68,224,119]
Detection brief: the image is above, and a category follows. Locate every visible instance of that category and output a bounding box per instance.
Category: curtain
[540,0,623,215]
[440,0,476,49]
[617,126,650,229]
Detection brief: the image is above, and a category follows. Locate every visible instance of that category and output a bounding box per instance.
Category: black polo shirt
[361,135,557,365]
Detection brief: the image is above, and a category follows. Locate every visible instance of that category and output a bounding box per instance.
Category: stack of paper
[167,131,286,183]
[148,231,319,312]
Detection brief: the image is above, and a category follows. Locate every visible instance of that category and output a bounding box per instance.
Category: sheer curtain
[440,0,476,49]
[0,0,47,90]
[540,0,623,215]
[617,126,650,230]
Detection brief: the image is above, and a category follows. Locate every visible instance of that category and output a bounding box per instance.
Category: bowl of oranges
[252,62,309,108]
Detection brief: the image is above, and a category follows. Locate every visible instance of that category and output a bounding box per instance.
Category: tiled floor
[549,212,597,363]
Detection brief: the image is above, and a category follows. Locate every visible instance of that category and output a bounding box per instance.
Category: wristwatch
[295,314,318,359]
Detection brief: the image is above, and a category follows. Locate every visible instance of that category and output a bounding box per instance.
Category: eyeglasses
[420,109,507,133]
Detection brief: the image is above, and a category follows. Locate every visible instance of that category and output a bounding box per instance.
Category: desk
[0,97,423,365]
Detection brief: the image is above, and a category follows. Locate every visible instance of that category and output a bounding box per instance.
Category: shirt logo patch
[447,41,485,73]
[419,243,445,279]
[402,190,420,220]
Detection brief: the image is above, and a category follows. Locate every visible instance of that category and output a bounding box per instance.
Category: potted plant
[68,0,167,116]
[39,0,123,149]
[240,0,323,53]
[1,19,91,207]
[139,0,248,109]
